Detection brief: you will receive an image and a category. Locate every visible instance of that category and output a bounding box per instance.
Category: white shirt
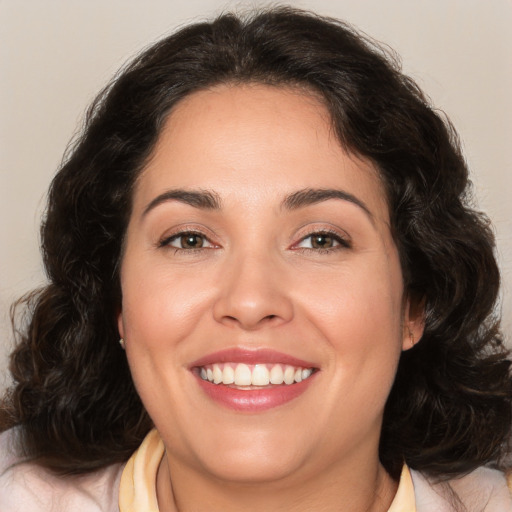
[1,428,511,511]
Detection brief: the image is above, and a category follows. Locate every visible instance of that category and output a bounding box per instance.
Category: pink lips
[190,348,315,368]
[190,348,318,412]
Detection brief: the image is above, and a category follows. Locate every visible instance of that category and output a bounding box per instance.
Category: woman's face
[118,84,420,484]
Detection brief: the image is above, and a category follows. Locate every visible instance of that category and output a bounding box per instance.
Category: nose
[212,251,294,330]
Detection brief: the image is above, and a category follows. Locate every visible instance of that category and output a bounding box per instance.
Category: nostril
[221,313,280,329]
[213,293,294,329]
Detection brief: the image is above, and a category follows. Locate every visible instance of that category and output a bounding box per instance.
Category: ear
[117,310,125,339]
[402,293,425,351]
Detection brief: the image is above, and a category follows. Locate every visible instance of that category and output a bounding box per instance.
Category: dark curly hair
[1,7,510,479]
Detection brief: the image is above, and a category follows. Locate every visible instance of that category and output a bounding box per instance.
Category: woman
[0,7,511,511]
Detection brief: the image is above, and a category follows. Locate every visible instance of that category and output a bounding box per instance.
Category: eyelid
[157,225,219,249]
[167,232,214,249]
[291,226,352,251]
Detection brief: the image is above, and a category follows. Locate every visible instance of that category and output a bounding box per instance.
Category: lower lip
[195,374,316,412]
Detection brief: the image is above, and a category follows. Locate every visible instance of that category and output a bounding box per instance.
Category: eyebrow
[142,189,222,216]
[281,188,374,221]
[142,187,373,222]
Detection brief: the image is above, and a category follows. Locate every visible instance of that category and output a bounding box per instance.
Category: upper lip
[189,348,318,369]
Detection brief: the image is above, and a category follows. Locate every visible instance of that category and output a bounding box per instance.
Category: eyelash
[158,229,351,253]
[158,230,216,252]
[292,229,351,253]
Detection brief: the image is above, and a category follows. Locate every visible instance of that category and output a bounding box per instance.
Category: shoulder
[410,466,512,512]
[0,428,124,512]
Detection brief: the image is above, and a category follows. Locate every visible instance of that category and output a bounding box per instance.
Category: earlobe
[117,311,125,339]
[117,312,127,350]
[402,294,426,351]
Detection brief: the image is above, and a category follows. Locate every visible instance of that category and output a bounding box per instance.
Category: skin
[118,84,424,512]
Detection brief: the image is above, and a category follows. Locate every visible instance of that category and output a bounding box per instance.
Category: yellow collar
[119,429,416,512]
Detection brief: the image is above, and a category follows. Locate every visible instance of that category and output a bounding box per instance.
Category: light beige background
[1,0,511,391]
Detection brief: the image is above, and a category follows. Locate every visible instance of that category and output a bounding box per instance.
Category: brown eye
[295,231,350,251]
[180,233,204,249]
[163,231,213,250]
[310,234,335,249]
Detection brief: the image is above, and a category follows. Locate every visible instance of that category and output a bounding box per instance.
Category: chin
[201,449,307,484]
[188,427,314,484]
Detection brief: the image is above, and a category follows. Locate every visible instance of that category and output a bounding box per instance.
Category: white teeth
[283,365,295,385]
[222,365,235,384]
[199,362,315,386]
[213,365,223,384]
[251,364,270,386]
[234,363,252,386]
[269,364,284,384]
[302,368,312,380]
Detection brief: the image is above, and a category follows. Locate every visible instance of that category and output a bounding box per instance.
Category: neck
[156,451,398,512]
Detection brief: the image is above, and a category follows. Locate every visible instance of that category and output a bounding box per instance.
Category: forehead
[134,84,389,221]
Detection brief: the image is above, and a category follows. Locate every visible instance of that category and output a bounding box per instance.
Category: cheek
[119,259,213,347]
[299,262,403,344]
[118,261,206,414]
[296,256,404,395]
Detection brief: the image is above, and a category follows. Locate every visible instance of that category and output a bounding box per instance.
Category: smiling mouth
[197,363,316,388]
